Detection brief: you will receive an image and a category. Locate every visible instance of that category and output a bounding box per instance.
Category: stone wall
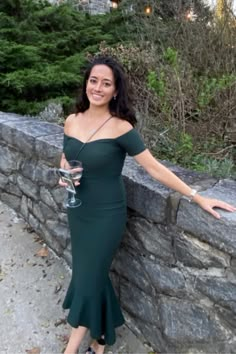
[0,111,236,353]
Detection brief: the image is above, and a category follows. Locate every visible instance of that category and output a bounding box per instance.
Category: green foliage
[163,47,178,68]
[102,3,236,178]
[153,130,236,179]
[197,74,236,108]
[147,70,166,98]
[175,133,194,164]
[156,132,194,166]
[203,158,236,179]
[0,0,126,115]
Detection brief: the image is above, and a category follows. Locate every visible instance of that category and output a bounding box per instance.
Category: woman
[59,56,235,354]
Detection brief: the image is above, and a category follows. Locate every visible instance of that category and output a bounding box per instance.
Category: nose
[94,81,102,91]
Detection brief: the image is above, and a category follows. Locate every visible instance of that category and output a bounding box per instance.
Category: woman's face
[86,64,117,108]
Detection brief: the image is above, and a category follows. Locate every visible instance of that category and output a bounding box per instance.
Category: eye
[104,82,111,87]
[89,78,97,84]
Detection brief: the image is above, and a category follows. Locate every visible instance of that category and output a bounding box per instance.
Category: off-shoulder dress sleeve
[116,128,147,156]
[63,134,69,152]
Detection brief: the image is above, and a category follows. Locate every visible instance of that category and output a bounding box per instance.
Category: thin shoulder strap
[74,115,113,160]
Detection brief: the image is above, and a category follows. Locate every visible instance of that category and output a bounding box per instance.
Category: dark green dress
[62,128,146,345]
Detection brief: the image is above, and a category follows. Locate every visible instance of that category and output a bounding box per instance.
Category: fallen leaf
[4,308,13,315]
[56,334,69,344]
[25,347,41,354]
[54,318,67,327]
[35,245,49,258]
[23,225,34,233]
[33,234,44,244]
[54,284,62,294]
[40,321,50,328]
[0,269,6,281]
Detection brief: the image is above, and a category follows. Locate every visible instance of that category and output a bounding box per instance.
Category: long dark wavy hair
[75,56,137,126]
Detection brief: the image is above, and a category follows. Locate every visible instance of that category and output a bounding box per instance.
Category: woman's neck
[85,105,111,121]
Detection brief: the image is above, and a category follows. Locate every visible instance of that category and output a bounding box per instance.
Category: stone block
[63,247,72,267]
[40,186,58,210]
[27,197,33,212]
[38,201,57,221]
[35,133,63,165]
[20,159,37,181]
[142,258,186,297]
[8,174,17,184]
[39,224,64,256]
[125,216,175,264]
[195,277,236,314]
[123,158,170,223]
[28,213,40,231]
[0,173,8,189]
[1,119,62,157]
[58,212,68,224]
[174,231,231,268]
[51,186,67,209]
[1,193,21,211]
[0,111,26,123]
[159,298,230,343]
[123,157,216,224]
[0,145,22,174]
[5,183,22,197]
[46,219,70,248]
[133,317,169,354]
[32,203,45,223]
[215,304,236,329]
[177,179,236,256]
[17,175,39,200]
[20,195,28,220]
[112,247,154,295]
[120,278,160,325]
[21,160,58,188]
[122,310,147,345]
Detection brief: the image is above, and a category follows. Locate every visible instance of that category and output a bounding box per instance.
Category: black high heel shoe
[85,338,105,354]
[86,347,96,354]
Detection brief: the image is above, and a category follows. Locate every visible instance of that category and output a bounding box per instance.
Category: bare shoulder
[64,113,80,133]
[112,117,133,137]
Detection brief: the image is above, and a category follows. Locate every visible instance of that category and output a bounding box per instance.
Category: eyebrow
[90,76,112,83]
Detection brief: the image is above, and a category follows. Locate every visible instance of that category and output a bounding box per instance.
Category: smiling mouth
[92,94,104,99]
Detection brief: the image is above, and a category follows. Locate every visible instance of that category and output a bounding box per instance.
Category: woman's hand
[193,194,236,219]
[58,178,80,187]
[58,178,68,187]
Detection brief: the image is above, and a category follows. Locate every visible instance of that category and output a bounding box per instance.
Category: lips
[91,93,104,100]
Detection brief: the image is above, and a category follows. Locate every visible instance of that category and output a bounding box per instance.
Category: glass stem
[70,192,76,205]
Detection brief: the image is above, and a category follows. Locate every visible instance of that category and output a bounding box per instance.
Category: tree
[0,0,126,115]
[120,0,212,21]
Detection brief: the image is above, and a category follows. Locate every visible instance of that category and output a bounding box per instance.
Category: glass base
[66,197,82,208]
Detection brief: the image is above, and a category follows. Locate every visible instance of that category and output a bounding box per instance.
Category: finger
[58,179,68,187]
[210,209,221,219]
[213,201,236,212]
[204,205,221,219]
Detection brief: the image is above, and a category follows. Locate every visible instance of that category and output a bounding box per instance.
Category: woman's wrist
[191,191,204,204]
[187,188,198,202]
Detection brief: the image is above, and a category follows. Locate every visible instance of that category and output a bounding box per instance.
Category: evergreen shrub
[0,0,125,115]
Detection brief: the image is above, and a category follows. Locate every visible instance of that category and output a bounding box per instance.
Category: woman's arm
[59,114,78,187]
[60,153,67,169]
[134,149,236,219]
